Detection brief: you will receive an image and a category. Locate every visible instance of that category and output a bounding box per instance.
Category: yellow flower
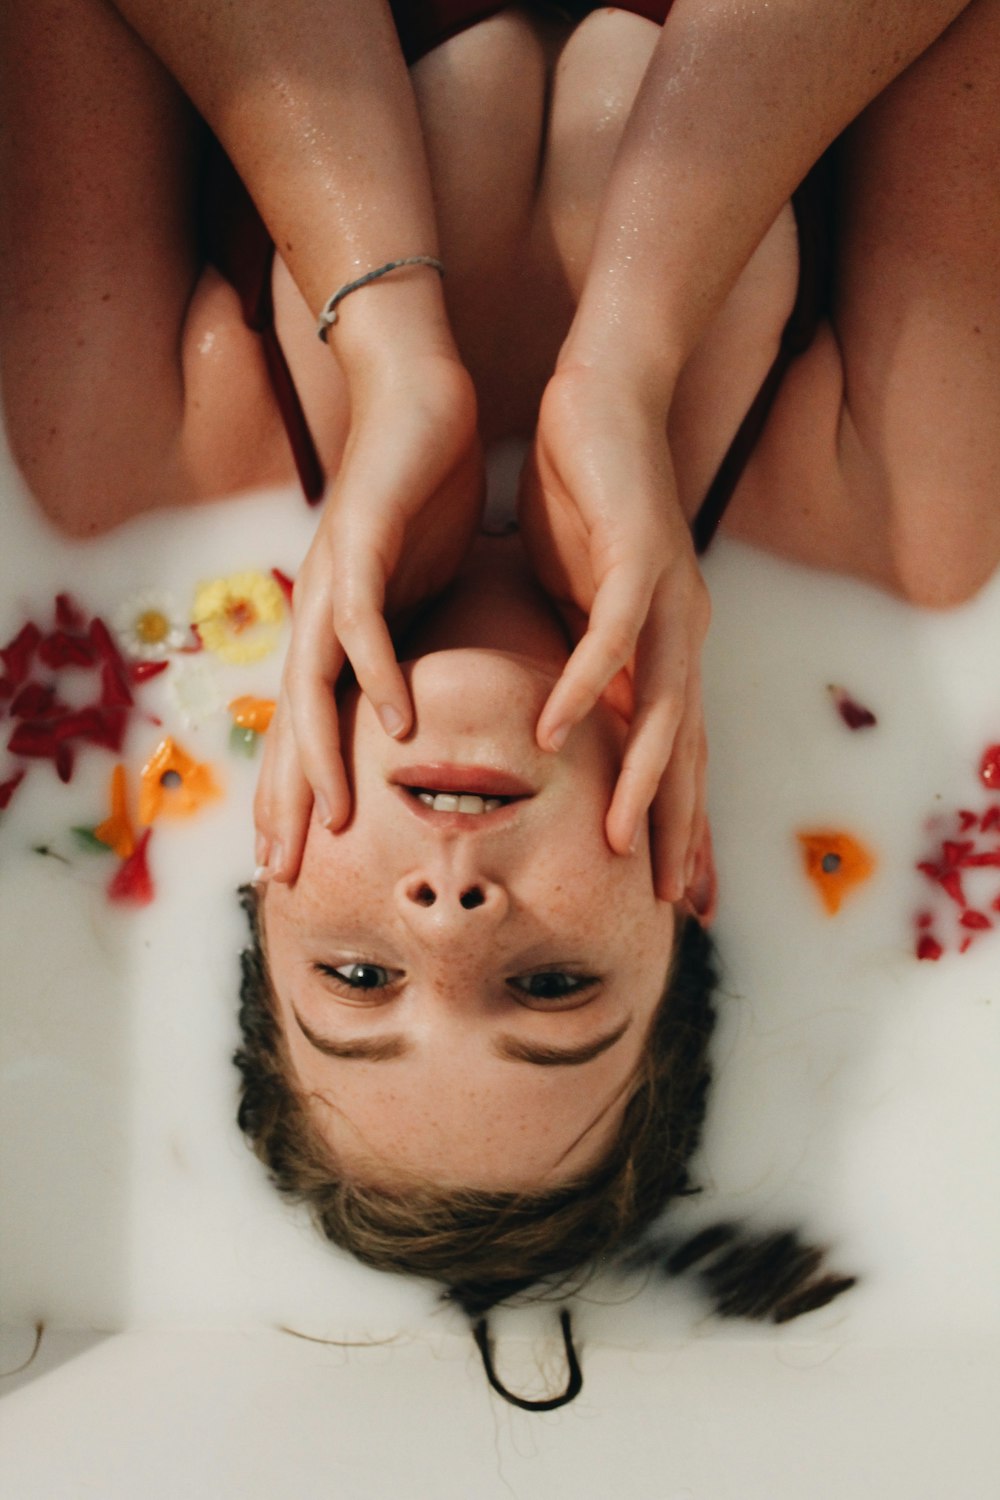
[191,571,285,664]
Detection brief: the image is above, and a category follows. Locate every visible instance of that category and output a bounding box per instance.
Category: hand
[519,363,710,902]
[254,348,483,880]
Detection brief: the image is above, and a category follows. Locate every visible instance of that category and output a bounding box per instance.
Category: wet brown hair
[233,883,855,1404]
[233,883,718,1315]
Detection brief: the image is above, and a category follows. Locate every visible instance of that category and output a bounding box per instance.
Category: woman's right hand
[254,344,483,881]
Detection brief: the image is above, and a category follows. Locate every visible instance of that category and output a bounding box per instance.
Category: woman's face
[263,647,676,1193]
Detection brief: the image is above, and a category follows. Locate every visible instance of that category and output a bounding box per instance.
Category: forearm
[115,0,452,369]
[565,0,972,398]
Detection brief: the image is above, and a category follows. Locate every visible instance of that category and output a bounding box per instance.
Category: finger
[603,596,691,858]
[253,690,314,883]
[648,679,706,904]
[331,559,413,741]
[536,565,655,751]
[282,592,353,831]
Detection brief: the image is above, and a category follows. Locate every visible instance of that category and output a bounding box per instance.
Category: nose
[394,865,510,940]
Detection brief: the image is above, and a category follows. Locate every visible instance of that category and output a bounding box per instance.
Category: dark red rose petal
[981,745,1000,790]
[7,720,59,758]
[0,622,41,686]
[0,769,26,810]
[958,850,1000,869]
[38,630,96,669]
[916,935,943,962]
[958,810,979,833]
[0,676,15,701]
[943,840,975,867]
[100,659,134,709]
[55,742,75,783]
[959,910,992,930]
[981,807,1000,834]
[829,685,878,731]
[10,682,56,718]
[54,593,87,632]
[130,660,169,683]
[271,568,295,606]
[107,828,154,906]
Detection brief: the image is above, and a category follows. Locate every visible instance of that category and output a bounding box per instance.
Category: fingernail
[547,723,569,753]
[378,704,406,738]
[255,833,269,867]
[252,865,271,887]
[268,841,285,880]
[315,792,333,828]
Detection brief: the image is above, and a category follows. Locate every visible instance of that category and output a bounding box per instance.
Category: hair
[233,884,856,1402]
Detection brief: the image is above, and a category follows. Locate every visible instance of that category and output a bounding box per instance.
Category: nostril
[459,886,485,910]
[413,884,436,907]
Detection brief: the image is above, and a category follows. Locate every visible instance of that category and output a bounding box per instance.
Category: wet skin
[262,539,677,1192]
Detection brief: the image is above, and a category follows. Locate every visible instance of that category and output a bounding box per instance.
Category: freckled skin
[264,560,677,1192]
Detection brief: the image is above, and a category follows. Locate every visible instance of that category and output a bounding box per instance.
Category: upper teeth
[416,791,503,814]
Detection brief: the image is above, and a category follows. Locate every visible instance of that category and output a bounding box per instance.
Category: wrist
[325,262,458,380]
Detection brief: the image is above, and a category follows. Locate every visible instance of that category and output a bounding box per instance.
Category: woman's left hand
[519,363,711,903]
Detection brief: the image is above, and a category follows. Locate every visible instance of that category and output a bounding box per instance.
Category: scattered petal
[981,806,1000,834]
[107,828,154,905]
[980,744,1000,790]
[138,737,221,823]
[916,935,943,962]
[0,769,26,811]
[93,763,136,859]
[130,660,170,684]
[828,685,878,731]
[958,810,979,832]
[797,830,877,915]
[271,568,296,606]
[228,696,276,734]
[10,683,56,718]
[0,623,41,687]
[192,570,285,664]
[55,593,87,632]
[959,910,991,931]
[38,630,96,670]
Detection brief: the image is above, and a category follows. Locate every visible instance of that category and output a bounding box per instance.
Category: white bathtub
[1,432,997,1498]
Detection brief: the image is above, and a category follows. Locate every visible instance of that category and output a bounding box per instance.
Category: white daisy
[114,590,189,661]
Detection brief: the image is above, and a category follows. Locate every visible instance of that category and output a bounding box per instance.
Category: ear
[682,823,717,928]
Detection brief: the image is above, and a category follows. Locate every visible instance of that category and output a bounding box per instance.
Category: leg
[0,0,291,535]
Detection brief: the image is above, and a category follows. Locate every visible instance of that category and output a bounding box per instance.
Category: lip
[393,785,526,833]
[389,763,536,799]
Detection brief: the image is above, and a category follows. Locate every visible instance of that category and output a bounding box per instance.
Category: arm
[113,0,483,872]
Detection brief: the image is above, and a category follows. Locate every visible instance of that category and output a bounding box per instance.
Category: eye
[316,962,399,991]
[510,971,599,1002]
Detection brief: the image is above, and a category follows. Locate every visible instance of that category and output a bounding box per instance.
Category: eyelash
[313,963,601,1004]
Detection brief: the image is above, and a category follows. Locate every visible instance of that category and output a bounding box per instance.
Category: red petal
[959,851,1000,869]
[959,937,973,955]
[943,840,975,867]
[0,769,26,810]
[829,686,878,731]
[55,742,75,783]
[107,828,154,905]
[992,893,1000,913]
[55,593,87,631]
[981,807,1000,834]
[271,568,295,606]
[0,676,15,701]
[916,912,933,930]
[179,624,204,654]
[958,810,979,832]
[7,720,59,758]
[916,935,943,962]
[10,682,56,718]
[0,622,41,686]
[38,630,96,669]
[100,659,134,709]
[980,744,1000,790]
[960,910,991,930]
[940,870,967,907]
[130,660,169,683]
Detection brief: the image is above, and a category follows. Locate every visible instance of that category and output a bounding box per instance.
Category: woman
[3,0,998,1395]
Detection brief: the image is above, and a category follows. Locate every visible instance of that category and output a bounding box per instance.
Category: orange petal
[138,736,221,824]
[228,695,276,734]
[94,763,136,858]
[797,830,877,915]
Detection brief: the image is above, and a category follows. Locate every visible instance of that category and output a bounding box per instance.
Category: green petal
[229,724,261,758]
[72,826,113,854]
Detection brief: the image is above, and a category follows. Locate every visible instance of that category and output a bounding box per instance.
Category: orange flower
[94,763,136,858]
[228,696,276,734]
[797,830,877,915]
[138,737,221,824]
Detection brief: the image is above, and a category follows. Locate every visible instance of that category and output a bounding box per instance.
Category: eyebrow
[291,1012,632,1068]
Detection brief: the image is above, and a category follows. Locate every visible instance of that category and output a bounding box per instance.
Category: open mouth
[390,763,534,823]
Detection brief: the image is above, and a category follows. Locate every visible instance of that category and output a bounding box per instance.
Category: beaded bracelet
[316,256,445,342]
